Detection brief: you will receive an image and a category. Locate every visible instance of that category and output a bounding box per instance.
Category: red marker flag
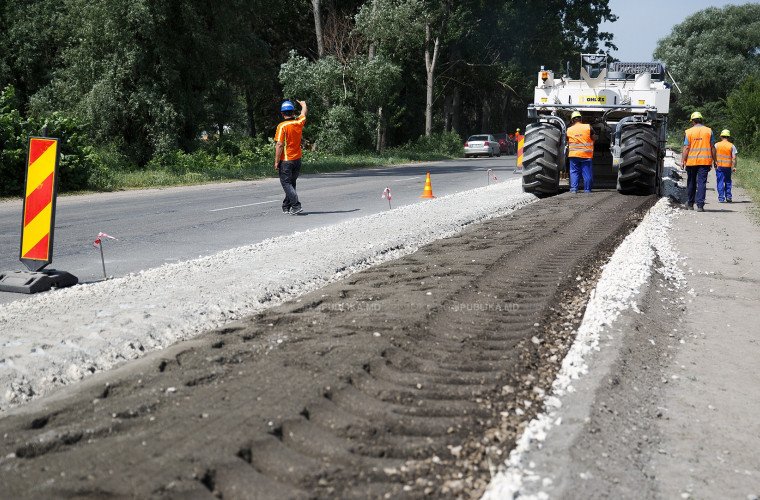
[381,187,392,209]
[93,232,117,248]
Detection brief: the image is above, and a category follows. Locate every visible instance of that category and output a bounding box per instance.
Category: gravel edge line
[482,198,685,499]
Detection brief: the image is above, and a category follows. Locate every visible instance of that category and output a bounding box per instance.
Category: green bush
[728,74,760,156]
[1,86,101,195]
[394,131,463,158]
[317,105,368,154]
[0,86,26,196]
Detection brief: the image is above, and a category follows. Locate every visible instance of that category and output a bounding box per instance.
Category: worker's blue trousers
[569,158,593,193]
[715,167,733,201]
[686,166,710,207]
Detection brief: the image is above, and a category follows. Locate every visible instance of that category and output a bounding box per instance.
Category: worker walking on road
[715,129,738,203]
[567,111,596,193]
[681,111,716,212]
[274,100,308,215]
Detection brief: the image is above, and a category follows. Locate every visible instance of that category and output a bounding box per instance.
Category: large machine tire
[617,125,659,195]
[522,122,562,195]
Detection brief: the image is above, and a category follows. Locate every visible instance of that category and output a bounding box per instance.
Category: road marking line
[392,176,421,182]
[210,200,279,212]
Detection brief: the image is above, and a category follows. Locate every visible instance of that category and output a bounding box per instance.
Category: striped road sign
[20,137,61,271]
[517,134,525,168]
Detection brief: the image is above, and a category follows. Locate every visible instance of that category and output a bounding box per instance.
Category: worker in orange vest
[714,129,738,203]
[567,111,596,193]
[513,128,522,156]
[681,111,716,212]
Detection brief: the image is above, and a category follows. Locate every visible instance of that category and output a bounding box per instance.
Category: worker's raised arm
[298,100,308,118]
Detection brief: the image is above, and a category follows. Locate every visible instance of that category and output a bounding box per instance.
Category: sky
[599,0,752,62]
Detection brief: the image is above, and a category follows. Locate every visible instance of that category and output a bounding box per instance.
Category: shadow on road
[305,160,516,180]
[300,209,361,216]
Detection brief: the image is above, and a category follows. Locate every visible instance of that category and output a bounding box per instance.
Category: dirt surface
[653,179,760,499]
[0,191,654,499]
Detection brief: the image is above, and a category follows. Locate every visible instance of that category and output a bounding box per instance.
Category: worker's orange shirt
[567,123,594,159]
[275,115,306,161]
[684,125,713,166]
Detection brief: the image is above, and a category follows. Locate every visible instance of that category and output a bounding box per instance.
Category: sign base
[0,269,78,294]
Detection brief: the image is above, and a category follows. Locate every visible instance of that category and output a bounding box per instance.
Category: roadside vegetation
[0,0,616,197]
[109,132,463,190]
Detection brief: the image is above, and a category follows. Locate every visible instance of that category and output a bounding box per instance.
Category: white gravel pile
[0,179,534,411]
[483,198,685,500]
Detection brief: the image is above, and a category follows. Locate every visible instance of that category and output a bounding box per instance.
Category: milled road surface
[0,157,515,304]
[0,190,654,499]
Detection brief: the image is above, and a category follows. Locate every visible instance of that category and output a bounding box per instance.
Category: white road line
[209,200,279,212]
[392,176,421,182]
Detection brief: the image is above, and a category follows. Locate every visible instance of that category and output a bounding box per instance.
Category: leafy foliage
[1,86,101,196]
[1,0,618,194]
[727,74,760,155]
[655,4,760,111]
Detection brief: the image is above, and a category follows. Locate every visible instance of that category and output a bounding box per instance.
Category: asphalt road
[0,156,517,304]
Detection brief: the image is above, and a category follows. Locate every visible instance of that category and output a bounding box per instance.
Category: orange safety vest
[567,123,594,159]
[715,140,734,168]
[684,125,713,166]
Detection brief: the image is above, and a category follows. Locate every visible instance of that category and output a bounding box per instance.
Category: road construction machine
[521,54,672,196]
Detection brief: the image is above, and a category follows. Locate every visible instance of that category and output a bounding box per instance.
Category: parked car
[493,132,510,154]
[464,134,501,158]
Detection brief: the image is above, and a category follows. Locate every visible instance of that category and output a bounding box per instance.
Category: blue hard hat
[280,100,295,112]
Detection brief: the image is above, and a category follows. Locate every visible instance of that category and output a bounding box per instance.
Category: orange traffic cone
[420,172,436,199]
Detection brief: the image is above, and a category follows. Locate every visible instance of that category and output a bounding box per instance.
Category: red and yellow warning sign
[516,133,525,168]
[20,137,60,271]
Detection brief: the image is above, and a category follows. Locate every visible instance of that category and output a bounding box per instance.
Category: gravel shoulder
[0,178,532,411]
[488,173,760,499]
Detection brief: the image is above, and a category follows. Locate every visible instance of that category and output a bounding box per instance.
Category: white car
[464,134,501,158]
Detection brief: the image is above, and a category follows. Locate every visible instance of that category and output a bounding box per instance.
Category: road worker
[714,129,738,203]
[512,128,522,156]
[681,111,716,212]
[274,100,308,215]
[566,111,596,193]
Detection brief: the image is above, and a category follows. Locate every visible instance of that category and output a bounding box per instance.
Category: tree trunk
[312,0,324,58]
[368,0,378,61]
[368,0,383,151]
[482,98,491,133]
[424,22,440,137]
[376,106,387,153]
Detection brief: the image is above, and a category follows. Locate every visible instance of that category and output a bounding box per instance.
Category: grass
[110,150,457,190]
[735,154,760,219]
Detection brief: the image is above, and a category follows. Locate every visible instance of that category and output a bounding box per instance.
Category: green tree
[727,74,760,155]
[654,4,760,112]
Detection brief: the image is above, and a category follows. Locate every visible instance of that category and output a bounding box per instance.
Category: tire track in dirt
[0,192,655,499]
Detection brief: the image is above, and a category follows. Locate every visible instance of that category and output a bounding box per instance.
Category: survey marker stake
[487,169,498,185]
[382,187,392,209]
[93,232,118,280]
